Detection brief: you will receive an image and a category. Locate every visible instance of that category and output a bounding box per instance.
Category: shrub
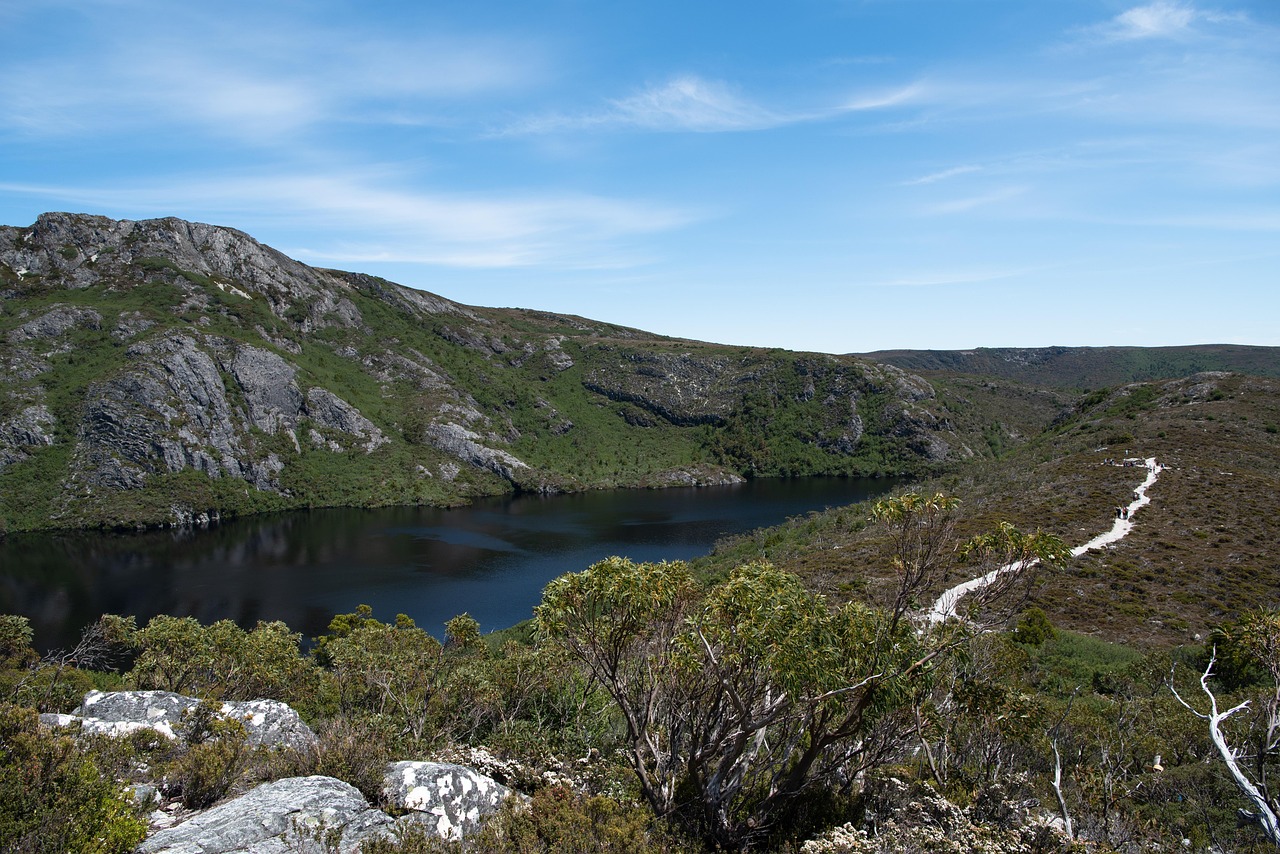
[160,700,251,809]
[126,615,317,704]
[0,704,147,853]
[1011,607,1055,646]
[311,715,396,806]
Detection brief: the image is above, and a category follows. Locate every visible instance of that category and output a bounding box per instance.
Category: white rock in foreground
[383,761,515,840]
[49,690,319,751]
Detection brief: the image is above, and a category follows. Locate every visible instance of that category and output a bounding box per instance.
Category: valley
[4,212,1280,852]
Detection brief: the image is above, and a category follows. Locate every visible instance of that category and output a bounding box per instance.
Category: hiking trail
[925,456,1162,623]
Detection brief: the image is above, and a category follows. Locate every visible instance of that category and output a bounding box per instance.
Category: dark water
[1,477,897,652]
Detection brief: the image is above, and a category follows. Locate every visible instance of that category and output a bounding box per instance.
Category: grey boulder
[383,761,515,840]
[52,690,318,751]
[136,775,394,854]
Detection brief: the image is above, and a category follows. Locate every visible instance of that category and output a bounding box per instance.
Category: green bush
[311,715,396,806]
[1011,607,1055,646]
[0,704,147,853]
[125,614,318,706]
[161,700,251,809]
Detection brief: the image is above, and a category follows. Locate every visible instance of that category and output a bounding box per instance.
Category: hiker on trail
[1116,506,1124,519]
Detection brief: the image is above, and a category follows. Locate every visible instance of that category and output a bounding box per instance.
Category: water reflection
[2,477,896,651]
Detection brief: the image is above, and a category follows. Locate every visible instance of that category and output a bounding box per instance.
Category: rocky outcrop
[136,775,396,854]
[0,403,55,471]
[424,422,528,482]
[644,465,747,487]
[43,690,318,751]
[584,349,741,426]
[62,332,387,501]
[304,388,387,452]
[7,304,102,343]
[135,764,520,854]
[383,761,515,840]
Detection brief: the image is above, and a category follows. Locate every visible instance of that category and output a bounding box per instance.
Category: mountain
[859,344,1280,389]
[0,212,1049,533]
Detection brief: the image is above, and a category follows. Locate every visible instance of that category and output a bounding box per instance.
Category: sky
[1,0,1277,355]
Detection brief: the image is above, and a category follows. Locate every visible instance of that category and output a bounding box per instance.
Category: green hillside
[0,213,1044,533]
[860,344,1280,389]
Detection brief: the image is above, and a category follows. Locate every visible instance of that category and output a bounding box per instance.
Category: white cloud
[0,175,698,270]
[0,4,545,142]
[902,165,982,186]
[505,75,778,135]
[507,75,921,135]
[608,77,780,132]
[866,267,1034,287]
[924,186,1029,215]
[840,84,923,112]
[1082,0,1251,43]
[1111,1,1197,40]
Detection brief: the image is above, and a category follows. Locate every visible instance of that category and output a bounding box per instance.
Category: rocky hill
[859,344,1280,389]
[0,212,1052,533]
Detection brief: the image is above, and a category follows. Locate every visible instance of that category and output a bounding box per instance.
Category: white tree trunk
[1173,652,1280,846]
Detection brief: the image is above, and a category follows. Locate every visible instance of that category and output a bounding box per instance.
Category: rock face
[44,690,318,751]
[382,761,515,840]
[0,403,55,472]
[66,333,386,496]
[136,775,396,854]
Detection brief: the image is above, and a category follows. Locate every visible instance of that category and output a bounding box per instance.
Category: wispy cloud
[1109,1,1197,40]
[840,84,923,112]
[1080,0,1249,43]
[0,175,698,270]
[923,186,1029,215]
[607,76,781,132]
[902,165,982,186]
[0,4,545,142]
[506,75,921,135]
[867,267,1034,287]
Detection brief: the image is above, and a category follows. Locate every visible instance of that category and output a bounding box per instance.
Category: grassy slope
[696,372,1280,647]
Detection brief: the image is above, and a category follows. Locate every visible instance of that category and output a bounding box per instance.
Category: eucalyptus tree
[536,493,1071,847]
[1173,610,1280,846]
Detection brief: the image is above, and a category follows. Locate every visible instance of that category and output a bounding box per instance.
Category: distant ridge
[856,344,1280,389]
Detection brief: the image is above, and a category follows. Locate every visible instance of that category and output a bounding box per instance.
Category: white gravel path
[925,456,1162,623]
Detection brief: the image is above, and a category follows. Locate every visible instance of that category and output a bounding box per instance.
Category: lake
[1,476,897,652]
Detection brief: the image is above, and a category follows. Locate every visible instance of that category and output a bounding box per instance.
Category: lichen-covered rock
[383,761,515,840]
[57,690,318,751]
[135,775,395,854]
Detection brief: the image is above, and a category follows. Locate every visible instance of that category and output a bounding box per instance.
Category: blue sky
[1,0,1276,354]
